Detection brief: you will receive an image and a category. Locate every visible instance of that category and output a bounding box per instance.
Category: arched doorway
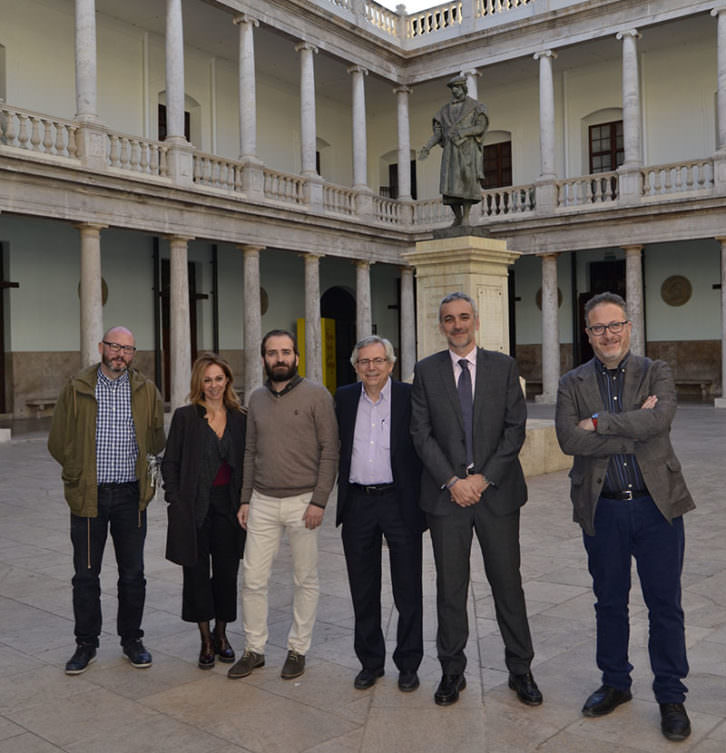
[321,286,356,387]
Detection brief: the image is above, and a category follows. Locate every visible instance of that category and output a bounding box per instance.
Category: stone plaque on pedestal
[402,235,520,359]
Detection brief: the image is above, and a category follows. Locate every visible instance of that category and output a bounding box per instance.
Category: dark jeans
[70,481,146,647]
[342,489,423,673]
[584,495,688,703]
[181,485,244,623]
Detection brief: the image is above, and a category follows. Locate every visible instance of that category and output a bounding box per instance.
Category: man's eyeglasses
[356,358,387,367]
[103,341,136,354]
[586,321,629,337]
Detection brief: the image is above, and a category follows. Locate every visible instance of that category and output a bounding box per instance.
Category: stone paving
[1,403,725,753]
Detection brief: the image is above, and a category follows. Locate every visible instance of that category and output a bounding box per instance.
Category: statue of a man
[419,75,489,227]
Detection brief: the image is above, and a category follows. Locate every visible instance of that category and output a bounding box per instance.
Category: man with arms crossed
[228,329,338,681]
[555,291,694,742]
[335,336,424,692]
[410,292,541,707]
[49,326,165,674]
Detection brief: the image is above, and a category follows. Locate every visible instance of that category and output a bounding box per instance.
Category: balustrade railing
[263,167,305,204]
[476,0,533,17]
[408,2,462,38]
[107,133,168,177]
[481,184,535,216]
[365,1,400,37]
[373,195,402,223]
[641,159,714,197]
[414,198,450,225]
[556,171,618,207]
[193,152,238,190]
[0,105,78,159]
[323,184,356,215]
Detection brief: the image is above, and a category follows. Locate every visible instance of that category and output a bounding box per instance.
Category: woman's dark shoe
[213,634,235,663]
[198,639,215,670]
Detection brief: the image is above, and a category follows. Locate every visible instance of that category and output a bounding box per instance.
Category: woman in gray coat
[162,353,246,669]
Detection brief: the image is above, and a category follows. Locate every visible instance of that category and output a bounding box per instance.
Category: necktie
[458,359,474,467]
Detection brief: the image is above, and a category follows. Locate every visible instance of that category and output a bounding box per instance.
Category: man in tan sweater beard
[228,329,339,682]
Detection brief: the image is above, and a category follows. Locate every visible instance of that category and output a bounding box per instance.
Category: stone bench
[674,378,714,402]
[25,396,58,416]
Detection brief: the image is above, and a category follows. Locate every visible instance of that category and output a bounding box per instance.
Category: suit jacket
[555,354,695,536]
[162,403,246,566]
[410,348,527,517]
[334,380,425,532]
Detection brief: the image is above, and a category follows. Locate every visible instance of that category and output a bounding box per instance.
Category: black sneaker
[280,650,305,680]
[65,644,97,675]
[122,639,152,668]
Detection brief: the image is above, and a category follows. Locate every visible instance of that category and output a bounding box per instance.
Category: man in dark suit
[335,335,425,692]
[410,292,541,707]
[555,291,694,742]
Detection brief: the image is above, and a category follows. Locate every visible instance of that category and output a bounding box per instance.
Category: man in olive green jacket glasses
[49,327,165,675]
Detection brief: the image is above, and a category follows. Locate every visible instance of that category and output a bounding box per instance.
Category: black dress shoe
[198,639,215,670]
[354,667,384,689]
[213,634,235,663]
[398,670,420,692]
[122,639,152,668]
[582,685,632,717]
[508,671,543,706]
[434,674,466,706]
[65,644,97,675]
[660,703,691,741]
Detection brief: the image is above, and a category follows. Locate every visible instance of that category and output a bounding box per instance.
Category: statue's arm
[419,119,442,160]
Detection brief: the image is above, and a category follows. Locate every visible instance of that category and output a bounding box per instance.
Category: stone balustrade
[323,184,356,215]
[373,195,403,223]
[0,104,78,159]
[482,184,536,216]
[477,0,533,17]
[108,133,168,177]
[263,167,305,204]
[415,198,450,225]
[556,171,618,207]
[641,159,714,197]
[408,3,462,38]
[364,1,400,37]
[193,152,238,191]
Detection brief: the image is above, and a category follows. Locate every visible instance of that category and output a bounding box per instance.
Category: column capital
[712,4,726,17]
[347,64,368,76]
[533,49,557,61]
[233,13,259,27]
[294,41,318,54]
[715,235,726,243]
[616,29,641,41]
[301,252,324,261]
[237,243,265,255]
[74,222,107,233]
[623,244,644,254]
[393,84,412,95]
[461,68,481,79]
[166,234,195,244]
[536,251,559,259]
[356,259,374,269]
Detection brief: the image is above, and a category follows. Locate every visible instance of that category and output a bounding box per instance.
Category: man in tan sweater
[228,329,339,681]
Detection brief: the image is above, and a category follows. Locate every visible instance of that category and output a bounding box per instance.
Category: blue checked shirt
[95,367,138,484]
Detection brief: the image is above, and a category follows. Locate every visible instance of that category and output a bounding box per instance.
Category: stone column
[165,0,193,185]
[716,237,726,407]
[75,0,97,122]
[395,85,412,200]
[617,30,643,201]
[462,69,481,101]
[400,266,416,382]
[168,236,192,412]
[538,253,559,404]
[712,7,726,192]
[533,50,557,213]
[242,245,263,402]
[235,14,258,160]
[296,42,319,177]
[304,254,323,384]
[356,260,372,340]
[624,245,645,356]
[348,65,369,189]
[76,223,106,367]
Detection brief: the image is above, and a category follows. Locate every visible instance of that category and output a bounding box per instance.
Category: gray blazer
[411,347,527,517]
[555,354,695,536]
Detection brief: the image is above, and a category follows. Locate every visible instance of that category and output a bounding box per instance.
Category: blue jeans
[583,495,688,703]
[70,482,146,647]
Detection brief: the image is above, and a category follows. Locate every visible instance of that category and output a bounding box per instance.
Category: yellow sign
[296,318,337,393]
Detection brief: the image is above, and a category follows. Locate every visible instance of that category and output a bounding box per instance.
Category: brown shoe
[280,650,305,679]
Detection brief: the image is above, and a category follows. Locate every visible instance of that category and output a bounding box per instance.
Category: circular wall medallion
[77,278,109,305]
[660,275,692,307]
[535,287,563,310]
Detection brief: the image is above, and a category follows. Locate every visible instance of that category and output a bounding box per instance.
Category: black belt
[600,489,648,501]
[350,482,396,496]
[98,481,138,491]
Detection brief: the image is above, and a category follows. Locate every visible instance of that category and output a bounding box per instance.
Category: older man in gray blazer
[411,291,540,707]
[556,291,695,743]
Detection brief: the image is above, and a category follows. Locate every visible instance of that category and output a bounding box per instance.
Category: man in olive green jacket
[48,327,165,675]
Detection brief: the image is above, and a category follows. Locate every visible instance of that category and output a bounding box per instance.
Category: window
[158,104,190,142]
[483,141,512,188]
[387,161,417,200]
[589,121,623,173]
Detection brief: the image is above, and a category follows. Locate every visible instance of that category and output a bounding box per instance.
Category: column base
[617,165,643,204]
[303,174,324,209]
[76,122,109,171]
[713,149,726,194]
[534,178,557,214]
[167,139,195,186]
[239,157,265,200]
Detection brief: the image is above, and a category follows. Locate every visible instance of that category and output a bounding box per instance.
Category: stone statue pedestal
[402,234,519,359]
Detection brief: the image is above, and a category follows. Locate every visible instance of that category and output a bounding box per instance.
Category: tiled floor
[1,403,725,752]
